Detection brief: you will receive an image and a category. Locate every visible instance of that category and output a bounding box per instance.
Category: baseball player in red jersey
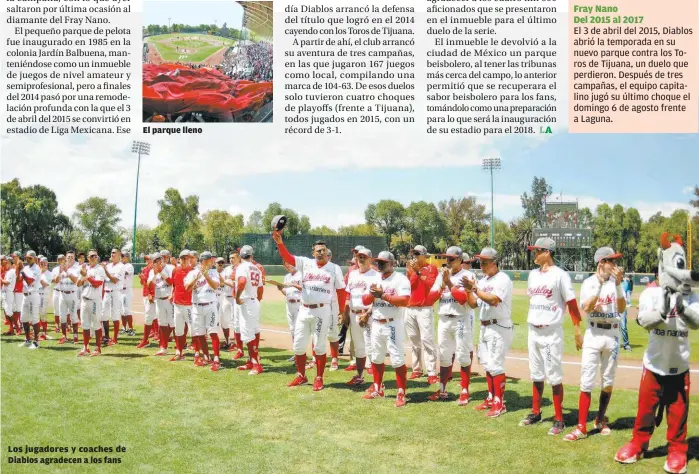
[272,231,347,391]
[136,255,156,348]
[464,247,514,418]
[564,246,626,441]
[519,238,583,435]
[615,233,699,474]
[361,251,411,407]
[171,250,193,361]
[405,245,440,385]
[425,246,478,405]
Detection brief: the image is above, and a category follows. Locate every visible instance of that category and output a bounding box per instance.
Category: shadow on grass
[101,353,150,359]
[644,436,699,460]
[40,346,80,352]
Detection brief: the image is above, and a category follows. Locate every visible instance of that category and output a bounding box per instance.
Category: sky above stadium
[3,131,696,231]
[144,0,244,29]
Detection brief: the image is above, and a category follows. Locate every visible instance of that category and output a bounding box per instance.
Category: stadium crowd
[221,41,273,82]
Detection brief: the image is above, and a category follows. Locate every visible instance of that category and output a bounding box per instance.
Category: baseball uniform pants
[293,304,331,356]
[52,290,60,317]
[155,297,174,327]
[121,288,133,316]
[220,296,235,330]
[191,302,217,337]
[528,324,564,386]
[286,301,300,342]
[102,291,122,322]
[239,298,261,344]
[349,312,373,359]
[478,322,514,377]
[80,298,102,333]
[327,307,340,343]
[405,306,438,376]
[233,303,241,333]
[12,292,24,313]
[437,315,472,368]
[20,293,40,324]
[1,292,8,316]
[370,317,405,368]
[38,293,49,322]
[579,326,620,392]
[143,297,157,325]
[174,304,192,337]
[58,293,77,323]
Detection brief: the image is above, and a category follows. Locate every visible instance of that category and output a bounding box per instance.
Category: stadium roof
[237,1,273,40]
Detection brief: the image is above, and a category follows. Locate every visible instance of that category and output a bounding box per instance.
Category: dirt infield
[122,287,698,394]
[146,44,164,64]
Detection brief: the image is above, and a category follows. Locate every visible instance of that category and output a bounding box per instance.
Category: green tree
[634,210,690,273]
[73,197,123,257]
[621,207,642,271]
[365,200,405,250]
[521,177,553,227]
[310,225,337,235]
[157,188,201,252]
[134,224,156,258]
[403,201,446,252]
[202,210,244,256]
[337,223,378,236]
[260,202,311,236]
[437,196,489,249]
[243,211,265,233]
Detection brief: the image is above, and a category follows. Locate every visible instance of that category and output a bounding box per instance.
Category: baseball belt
[23,293,32,296]
[352,309,367,314]
[62,291,75,294]
[531,323,550,329]
[444,314,461,319]
[287,299,300,304]
[303,303,324,309]
[196,302,214,306]
[158,296,170,300]
[590,321,619,330]
[481,319,498,326]
[373,317,394,324]
[104,290,113,293]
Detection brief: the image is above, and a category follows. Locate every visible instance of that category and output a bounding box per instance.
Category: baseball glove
[358,311,371,328]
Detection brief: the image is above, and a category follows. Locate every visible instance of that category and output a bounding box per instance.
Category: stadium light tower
[482,158,502,247]
[131,141,151,262]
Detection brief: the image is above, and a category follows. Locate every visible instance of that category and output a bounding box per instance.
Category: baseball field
[2,281,698,473]
[145,33,236,64]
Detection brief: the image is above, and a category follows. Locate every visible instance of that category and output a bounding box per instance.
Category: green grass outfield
[145,33,236,62]
[3,334,698,473]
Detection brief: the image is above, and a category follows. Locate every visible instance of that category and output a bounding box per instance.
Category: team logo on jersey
[304,273,332,284]
[528,285,553,298]
[348,281,368,291]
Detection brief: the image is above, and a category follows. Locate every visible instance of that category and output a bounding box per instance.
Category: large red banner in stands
[143,64,273,117]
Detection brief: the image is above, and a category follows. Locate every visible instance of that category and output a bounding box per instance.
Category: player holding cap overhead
[120,251,135,336]
[271,215,347,392]
[361,251,411,407]
[343,247,378,386]
[564,246,626,441]
[77,250,107,356]
[235,245,264,375]
[405,245,440,385]
[519,237,583,436]
[426,246,478,405]
[463,247,514,418]
[185,251,222,370]
[19,250,42,349]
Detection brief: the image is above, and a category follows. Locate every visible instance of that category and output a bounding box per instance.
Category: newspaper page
[1,0,698,471]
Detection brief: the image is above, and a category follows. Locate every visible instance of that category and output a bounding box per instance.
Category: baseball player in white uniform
[519,238,583,435]
[137,255,157,348]
[343,247,378,386]
[325,249,342,371]
[19,250,42,349]
[51,254,65,333]
[76,252,86,322]
[37,257,51,340]
[361,251,411,408]
[120,251,135,336]
[564,246,626,441]
[234,245,264,375]
[184,251,221,371]
[149,252,175,356]
[101,249,124,346]
[219,253,237,351]
[1,257,17,335]
[77,250,107,356]
[226,251,246,359]
[11,252,25,335]
[272,232,347,392]
[464,247,513,418]
[268,261,302,363]
[58,251,81,344]
[426,246,478,405]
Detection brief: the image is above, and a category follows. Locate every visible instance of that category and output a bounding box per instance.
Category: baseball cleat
[194,357,206,367]
[28,341,40,350]
[486,403,506,418]
[72,337,79,344]
[232,350,245,360]
[312,376,324,391]
[548,420,565,436]
[408,371,423,380]
[287,374,308,387]
[458,389,470,406]
[169,355,185,362]
[237,361,254,371]
[345,363,357,372]
[57,337,67,345]
[136,341,150,349]
[210,361,221,372]
[365,383,385,394]
[427,375,439,385]
[154,348,168,356]
[362,386,385,400]
[519,413,542,427]
[38,334,47,341]
[614,442,645,464]
[594,418,611,436]
[664,451,687,474]
[563,425,588,442]
[107,339,118,346]
[346,375,365,386]
[77,348,91,357]
[249,365,263,376]
[428,390,449,401]
[330,360,339,371]
[90,349,101,357]
[394,390,407,408]
[474,399,493,411]
[119,328,126,335]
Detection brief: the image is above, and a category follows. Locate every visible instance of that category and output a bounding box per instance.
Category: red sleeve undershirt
[87,277,103,288]
[567,299,582,324]
[236,277,247,297]
[450,287,469,305]
[277,242,296,266]
[336,288,346,310]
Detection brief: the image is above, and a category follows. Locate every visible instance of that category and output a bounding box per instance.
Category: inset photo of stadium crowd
[142,1,273,123]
